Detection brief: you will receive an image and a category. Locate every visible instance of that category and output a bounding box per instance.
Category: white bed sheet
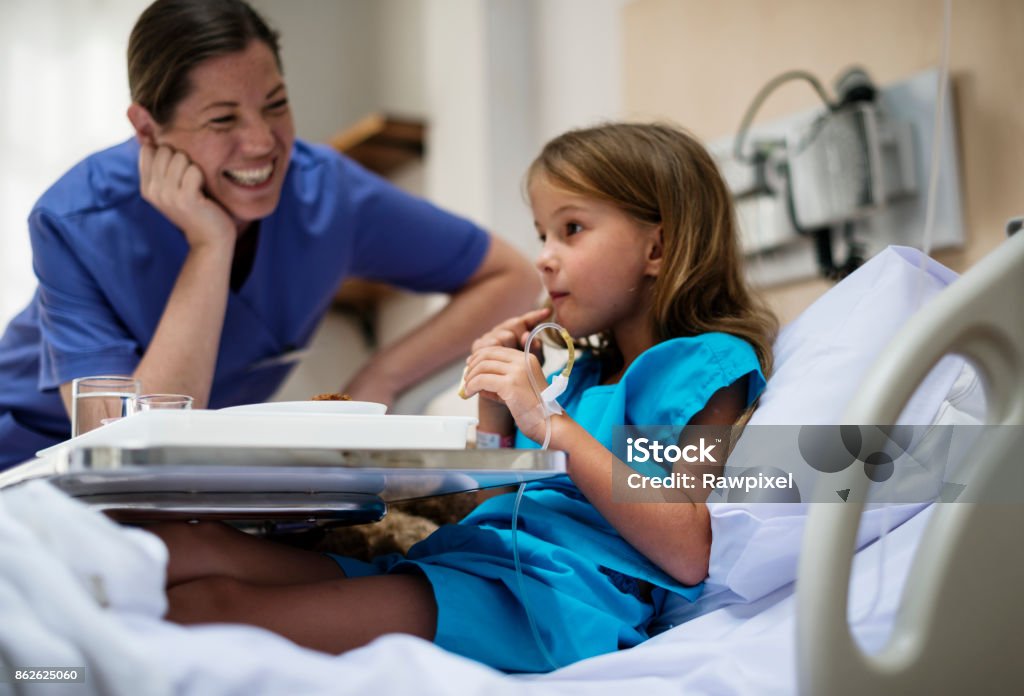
[0,480,929,696]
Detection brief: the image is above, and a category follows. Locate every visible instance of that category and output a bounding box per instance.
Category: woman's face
[152,40,295,228]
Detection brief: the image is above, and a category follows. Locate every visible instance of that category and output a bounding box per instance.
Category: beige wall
[623,0,1023,323]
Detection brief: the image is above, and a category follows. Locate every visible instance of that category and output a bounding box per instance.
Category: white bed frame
[798,228,1024,692]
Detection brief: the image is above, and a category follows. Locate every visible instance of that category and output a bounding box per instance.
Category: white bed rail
[797,229,1024,694]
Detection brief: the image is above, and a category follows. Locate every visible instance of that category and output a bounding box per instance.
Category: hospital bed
[0,229,1021,695]
[799,224,1024,693]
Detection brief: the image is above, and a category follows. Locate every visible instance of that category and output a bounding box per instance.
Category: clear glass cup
[132,393,194,412]
[71,375,142,437]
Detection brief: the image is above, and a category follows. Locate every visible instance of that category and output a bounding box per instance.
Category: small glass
[71,375,141,437]
[132,394,194,412]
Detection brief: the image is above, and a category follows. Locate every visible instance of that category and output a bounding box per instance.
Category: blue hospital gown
[333,333,766,672]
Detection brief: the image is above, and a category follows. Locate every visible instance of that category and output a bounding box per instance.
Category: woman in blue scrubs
[0,0,538,470]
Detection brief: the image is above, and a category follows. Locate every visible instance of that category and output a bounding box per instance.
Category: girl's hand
[470,306,552,360]
[139,144,237,250]
[462,345,550,443]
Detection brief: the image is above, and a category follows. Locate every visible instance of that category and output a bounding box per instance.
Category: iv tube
[510,321,574,671]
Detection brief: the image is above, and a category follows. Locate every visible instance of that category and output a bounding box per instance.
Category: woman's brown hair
[127,0,281,125]
[528,122,777,380]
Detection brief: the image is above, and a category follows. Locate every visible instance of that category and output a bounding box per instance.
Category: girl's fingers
[464,351,545,399]
[463,357,513,387]
[472,307,552,356]
[465,346,519,372]
[462,372,495,399]
[470,336,500,353]
[516,307,555,348]
[519,306,553,326]
[496,306,551,336]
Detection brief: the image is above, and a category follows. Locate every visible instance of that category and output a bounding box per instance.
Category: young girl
[154,122,777,673]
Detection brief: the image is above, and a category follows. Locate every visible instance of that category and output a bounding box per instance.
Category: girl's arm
[343,242,541,407]
[463,344,746,585]
[546,380,747,586]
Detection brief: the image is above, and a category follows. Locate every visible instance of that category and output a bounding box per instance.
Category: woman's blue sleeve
[29,208,140,390]
[339,157,491,293]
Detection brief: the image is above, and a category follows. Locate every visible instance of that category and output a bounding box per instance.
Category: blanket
[0,480,928,695]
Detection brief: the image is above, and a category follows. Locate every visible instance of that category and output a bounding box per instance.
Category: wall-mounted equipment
[714,67,964,286]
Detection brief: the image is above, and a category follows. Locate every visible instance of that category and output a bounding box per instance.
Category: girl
[0,0,536,469]
[154,122,777,673]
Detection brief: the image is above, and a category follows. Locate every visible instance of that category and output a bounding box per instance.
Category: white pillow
[752,245,961,426]
[653,246,977,630]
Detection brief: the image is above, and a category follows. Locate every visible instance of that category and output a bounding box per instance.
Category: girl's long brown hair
[528,122,777,380]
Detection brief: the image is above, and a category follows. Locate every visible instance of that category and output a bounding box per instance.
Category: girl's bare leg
[147,521,346,587]
[166,573,438,653]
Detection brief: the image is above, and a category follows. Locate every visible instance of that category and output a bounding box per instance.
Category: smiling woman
[126,13,295,230]
[0,0,539,470]
[128,40,295,233]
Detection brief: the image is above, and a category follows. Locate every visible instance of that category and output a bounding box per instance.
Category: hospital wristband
[476,430,514,449]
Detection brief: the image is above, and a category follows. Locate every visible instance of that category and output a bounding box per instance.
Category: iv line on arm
[460,319,575,670]
[523,322,575,450]
[513,321,574,671]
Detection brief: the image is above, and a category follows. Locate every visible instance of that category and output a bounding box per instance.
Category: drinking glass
[71,375,141,437]
[132,394,194,412]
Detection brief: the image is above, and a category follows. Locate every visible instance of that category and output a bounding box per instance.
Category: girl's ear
[644,226,664,277]
[127,103,158,146]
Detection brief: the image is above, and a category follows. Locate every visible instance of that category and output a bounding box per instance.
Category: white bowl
[218,400,387,416]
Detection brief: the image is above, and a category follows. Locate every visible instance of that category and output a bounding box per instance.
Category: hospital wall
[622,0,1024,324]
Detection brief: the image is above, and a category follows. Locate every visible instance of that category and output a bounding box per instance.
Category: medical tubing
[524,322,575,450]
[920,0,952,262]
[853,0,952,625]
[848,489,894,624]
[850,0,950,625]
[511,484,560,671]
[732,70,836,165]
[915,0,952,307]
[510,321,574,672]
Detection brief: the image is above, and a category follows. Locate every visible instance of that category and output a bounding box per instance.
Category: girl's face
[151,40,295,229]
[529,173,661,346]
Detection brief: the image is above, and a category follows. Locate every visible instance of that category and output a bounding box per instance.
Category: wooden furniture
[329,114,428,341]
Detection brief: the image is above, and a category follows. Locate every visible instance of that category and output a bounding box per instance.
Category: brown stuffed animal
[311,488,511,560]
[298,393,507,560]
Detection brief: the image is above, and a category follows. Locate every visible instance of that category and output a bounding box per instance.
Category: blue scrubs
[332,334,766,672]
[0,138,490,469]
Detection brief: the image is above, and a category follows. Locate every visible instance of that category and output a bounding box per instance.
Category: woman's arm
[58,144,238,414]
[549,380,747,586]
[342,235,540,406]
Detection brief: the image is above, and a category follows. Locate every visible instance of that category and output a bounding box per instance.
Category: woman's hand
[462,345,550,443]
[139,144,237,249]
